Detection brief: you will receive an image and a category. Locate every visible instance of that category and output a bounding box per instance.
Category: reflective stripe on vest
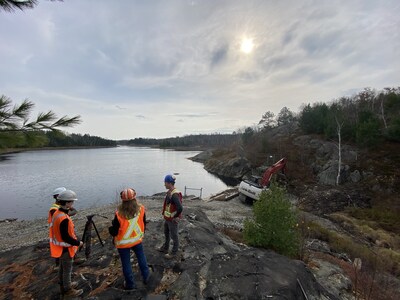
[50,211,78,258]
[114,206,145,248]
[50,213,73,247]
[163,189,181,218]
[49,237,73,247]
[164,203,176,218]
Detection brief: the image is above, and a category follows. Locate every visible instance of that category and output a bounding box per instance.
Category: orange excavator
[238,157,287,204]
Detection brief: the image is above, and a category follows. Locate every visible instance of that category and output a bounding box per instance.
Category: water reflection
[0,147,232,221]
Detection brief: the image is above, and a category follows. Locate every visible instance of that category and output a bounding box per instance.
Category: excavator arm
[260,158,287,187]
[239,157,287,204]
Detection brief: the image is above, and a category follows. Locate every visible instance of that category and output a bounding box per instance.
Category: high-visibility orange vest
[49,210,78,258]
[162,188,183,221]
[48,203,60,224]
[114,205,145,248]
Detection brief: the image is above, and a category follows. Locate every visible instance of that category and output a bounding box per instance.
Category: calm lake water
[0,146,230,221]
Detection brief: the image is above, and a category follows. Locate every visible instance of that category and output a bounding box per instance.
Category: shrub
[243,184,299,257]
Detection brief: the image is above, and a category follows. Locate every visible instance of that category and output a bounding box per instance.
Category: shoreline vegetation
[0,145,118,156]
[0,144,210,156]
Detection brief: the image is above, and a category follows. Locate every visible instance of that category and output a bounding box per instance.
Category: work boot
[157,246,168,253]
[123,283,136,290]
[165,252,177,259]
[73,257,86,265]
[64,288,83,297]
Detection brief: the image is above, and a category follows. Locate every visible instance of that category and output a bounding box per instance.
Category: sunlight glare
[240,38,254,54]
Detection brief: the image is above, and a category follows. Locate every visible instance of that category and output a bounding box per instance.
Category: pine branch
[0,95,12,122]
[35,111,57,123]
[50,115,82,129]
[1,96,82,134]
[0,0,37,12]
[12,99,34,119]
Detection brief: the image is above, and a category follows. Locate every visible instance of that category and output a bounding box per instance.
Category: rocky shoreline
[1,192,346,300]
[0,192,251,253]
[0,192,362,299]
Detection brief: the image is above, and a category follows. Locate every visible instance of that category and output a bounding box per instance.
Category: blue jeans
[117,243,149,289]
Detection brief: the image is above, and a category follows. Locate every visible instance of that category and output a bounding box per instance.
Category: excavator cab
[239,157,287,204]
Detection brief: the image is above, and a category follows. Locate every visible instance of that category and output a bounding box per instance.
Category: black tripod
[80,214,106,258]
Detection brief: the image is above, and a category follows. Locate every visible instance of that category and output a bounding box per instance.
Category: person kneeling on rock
[109,188,151,290]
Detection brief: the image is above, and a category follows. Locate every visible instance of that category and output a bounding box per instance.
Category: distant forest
[2,87,398,151]
[4,130,116,148]
[298,87,400,146]
[120,133,240,148]
[124,87,400,149]
[45,131,116,147]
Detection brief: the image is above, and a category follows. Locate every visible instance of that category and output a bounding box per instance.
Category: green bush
[243,184,299,257]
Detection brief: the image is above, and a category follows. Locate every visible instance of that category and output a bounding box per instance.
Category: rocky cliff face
[0,208,334,300]
[191,135,376,214]
[191,150,251,180]
[193,135,362,188]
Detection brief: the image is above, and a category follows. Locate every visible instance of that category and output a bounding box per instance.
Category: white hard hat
[57,190,78,201]
[53,187,66,197]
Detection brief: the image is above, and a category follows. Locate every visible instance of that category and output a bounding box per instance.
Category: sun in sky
[240,38,254,54]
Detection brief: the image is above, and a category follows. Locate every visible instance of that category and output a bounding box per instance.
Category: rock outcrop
[0,208,334,300]
[293,136,359,186]
[190,150,251,180]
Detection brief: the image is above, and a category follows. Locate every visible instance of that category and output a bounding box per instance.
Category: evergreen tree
[244,184,299,257]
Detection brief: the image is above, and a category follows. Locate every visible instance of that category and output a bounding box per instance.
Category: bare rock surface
[0,194,336,300]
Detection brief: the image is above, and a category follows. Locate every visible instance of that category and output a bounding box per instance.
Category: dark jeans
[117,243,149,289]
[162,219,179,253]
[58,251,73,291]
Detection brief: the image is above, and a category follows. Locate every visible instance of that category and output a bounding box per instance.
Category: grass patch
[329,212,400,251]
[346,207,400,234]
[218,227,244,244]
[306,221,400,277]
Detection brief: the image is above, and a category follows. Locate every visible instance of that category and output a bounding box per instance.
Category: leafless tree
[335,116,343,185]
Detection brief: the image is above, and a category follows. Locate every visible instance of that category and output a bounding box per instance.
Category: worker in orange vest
[158,174,183,259]
[49,189,83,297]
[109,188,151,290]
[48,187,77,269]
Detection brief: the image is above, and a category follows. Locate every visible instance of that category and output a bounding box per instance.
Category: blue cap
[164,174,176,184]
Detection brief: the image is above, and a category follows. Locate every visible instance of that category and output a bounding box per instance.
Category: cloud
[0,0,399,139]
[210,44,229,68]
[171,112,218,118]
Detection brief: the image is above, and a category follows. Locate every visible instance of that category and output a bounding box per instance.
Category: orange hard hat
[120,188,136,201]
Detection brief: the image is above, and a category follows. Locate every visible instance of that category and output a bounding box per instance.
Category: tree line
[123,133,240,148]
[250,87,400,148]
[298,87,400,146]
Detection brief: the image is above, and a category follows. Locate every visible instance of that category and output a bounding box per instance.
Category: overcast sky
[1,0,399,140]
